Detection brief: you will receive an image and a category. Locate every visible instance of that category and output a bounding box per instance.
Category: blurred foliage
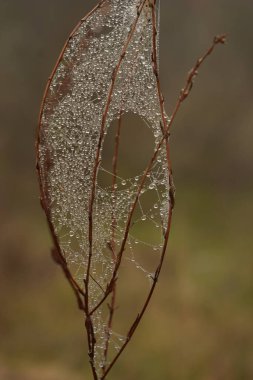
[0,0,252,379]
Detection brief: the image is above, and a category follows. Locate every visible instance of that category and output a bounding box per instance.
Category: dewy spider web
[37,0,172,378]
[37,0,226,377]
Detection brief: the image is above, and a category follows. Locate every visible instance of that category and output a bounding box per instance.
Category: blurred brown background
[0,0,252,379]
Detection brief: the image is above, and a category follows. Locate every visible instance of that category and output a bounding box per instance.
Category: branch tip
[214,34,227,45]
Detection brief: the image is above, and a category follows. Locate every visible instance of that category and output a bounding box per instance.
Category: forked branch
[100,21,226,380]
[37,0,226,378]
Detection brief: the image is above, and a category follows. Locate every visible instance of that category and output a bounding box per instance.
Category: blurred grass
[1,0,253,379]
[1,187,252,379]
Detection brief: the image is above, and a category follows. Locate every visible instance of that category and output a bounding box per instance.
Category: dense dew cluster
[38,0,170,373]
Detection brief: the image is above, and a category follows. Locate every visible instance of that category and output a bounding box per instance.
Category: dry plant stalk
[36,0,225,378]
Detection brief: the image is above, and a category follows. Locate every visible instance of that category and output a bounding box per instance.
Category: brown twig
[36,2,108,380]
[168,34,226,131]
[102,23,149,368]
[101,2,174,376]
[102,110,123,373]
[97,20,226,380]
[85,0,148,370]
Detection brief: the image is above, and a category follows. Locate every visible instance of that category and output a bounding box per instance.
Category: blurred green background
[0,0,253,379]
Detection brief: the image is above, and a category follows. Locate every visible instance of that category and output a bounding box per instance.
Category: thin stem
[102,208,173,379]
[101,3,175,375]
[102,112,123,372]
[168,34,226,132]
[102,25,146,367]
[36,3,108,380]
[85,0,149,372]
[36,1,108,296]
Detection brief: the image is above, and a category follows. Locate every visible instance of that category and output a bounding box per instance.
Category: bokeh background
[1,0,253,379]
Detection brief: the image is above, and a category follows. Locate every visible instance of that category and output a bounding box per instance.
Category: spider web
[38,0,170,374]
